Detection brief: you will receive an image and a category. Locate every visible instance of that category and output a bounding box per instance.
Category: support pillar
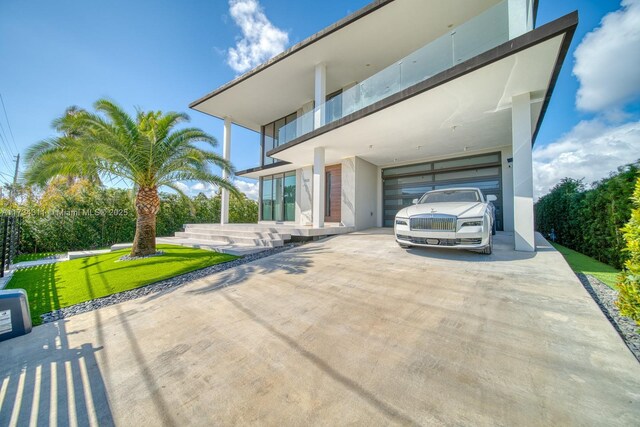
[314,63,326,129]
[221,117,231,224]
[312,147,325,228]
[511,92,535,252]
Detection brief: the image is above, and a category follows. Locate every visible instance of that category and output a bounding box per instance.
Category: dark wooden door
[324,164,342,223]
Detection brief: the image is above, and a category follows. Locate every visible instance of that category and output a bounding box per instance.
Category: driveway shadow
[0,319,114,426]
[188,245,324,295]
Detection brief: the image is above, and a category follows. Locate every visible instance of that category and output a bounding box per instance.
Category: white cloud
[234,179,259,200]
[574,0,640,112]
[191,182,207,191]
[187,179,258,200]
[173,182,190,194]
[226,0,289,74]
[533,119,640,198]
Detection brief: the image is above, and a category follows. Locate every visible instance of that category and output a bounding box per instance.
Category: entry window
[260,171,296,221]
[325,171,332,216]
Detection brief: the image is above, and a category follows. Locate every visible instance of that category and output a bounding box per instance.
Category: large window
[262,112,297,166]
[261,171,296,222]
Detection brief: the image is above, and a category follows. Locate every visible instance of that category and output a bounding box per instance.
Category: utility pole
[10,153,19,201]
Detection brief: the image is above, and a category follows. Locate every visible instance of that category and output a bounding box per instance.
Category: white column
[508,0,531,39]
[314,63,326,129]
[220,117,231,224]
[511,92,535,252]
[312,147,325,228]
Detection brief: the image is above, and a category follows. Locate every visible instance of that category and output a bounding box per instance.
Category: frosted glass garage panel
[434,167,500,181]
[433,153,500,170]
[383,163,432,177]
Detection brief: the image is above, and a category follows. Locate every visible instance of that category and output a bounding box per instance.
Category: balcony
[274,0,510,149]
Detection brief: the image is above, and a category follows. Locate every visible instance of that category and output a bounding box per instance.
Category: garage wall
[501,147,514,232]
[355,157,378,230]
[341,156,378,230]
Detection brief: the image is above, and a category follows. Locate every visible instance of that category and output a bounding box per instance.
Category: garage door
[382,152,503,229]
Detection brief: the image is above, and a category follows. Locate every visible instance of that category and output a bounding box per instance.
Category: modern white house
[190,0,577,252]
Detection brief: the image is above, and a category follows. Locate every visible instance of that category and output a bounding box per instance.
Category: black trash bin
[0,289,32,342]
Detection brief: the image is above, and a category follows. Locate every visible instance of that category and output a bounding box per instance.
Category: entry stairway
[158,223,354,256]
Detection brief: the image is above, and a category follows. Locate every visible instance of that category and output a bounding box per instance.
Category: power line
[0,94,19,154]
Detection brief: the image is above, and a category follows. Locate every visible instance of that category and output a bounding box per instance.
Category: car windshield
[420,190,480,203]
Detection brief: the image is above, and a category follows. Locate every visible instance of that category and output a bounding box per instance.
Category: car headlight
[460,219,483,227]
[395,218,408,226]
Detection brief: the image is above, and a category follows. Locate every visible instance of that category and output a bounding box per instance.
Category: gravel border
[576,273,640,363]
[40,244,298,324]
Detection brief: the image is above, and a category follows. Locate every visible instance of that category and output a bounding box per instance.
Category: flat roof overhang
[256,12,576,171]
[191,0,506,131]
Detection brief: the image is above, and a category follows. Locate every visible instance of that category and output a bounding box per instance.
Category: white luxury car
[394,188,496,254]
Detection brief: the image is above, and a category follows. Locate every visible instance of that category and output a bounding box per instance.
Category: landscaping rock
[118,251,165,262]
[40,243,298,324]
[577,273,640,363]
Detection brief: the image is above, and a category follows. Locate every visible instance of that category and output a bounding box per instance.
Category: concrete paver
[0,229,638,426]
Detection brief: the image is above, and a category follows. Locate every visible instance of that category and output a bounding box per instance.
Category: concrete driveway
[1,229,639,426]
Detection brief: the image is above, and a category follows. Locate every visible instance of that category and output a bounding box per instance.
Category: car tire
[491,218,496,236]
[480,234,493,255]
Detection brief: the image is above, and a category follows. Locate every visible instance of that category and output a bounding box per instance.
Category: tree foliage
[616,175,640,326]
[535,163,639,269]
[24,99,239,256]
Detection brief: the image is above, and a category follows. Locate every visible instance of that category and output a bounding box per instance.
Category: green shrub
[617,175,640,326]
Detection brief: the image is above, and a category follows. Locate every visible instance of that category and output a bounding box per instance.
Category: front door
[324,164,342,223]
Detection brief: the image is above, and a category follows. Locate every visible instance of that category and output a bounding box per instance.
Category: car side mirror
[486,195,497,202]
[412,198,419,204]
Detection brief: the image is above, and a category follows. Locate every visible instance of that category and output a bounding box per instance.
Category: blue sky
[0,0,638,199]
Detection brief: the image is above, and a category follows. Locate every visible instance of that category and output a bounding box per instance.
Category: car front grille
[410,215,456,231]
[397,235,482,246]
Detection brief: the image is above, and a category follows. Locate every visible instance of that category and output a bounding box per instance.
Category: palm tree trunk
[131,186,160,257]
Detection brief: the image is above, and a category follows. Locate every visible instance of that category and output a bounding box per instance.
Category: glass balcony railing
[273,0,510,150]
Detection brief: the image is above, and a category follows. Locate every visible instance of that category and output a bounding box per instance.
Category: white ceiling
[236,34,563,178]
[192,0,501,132]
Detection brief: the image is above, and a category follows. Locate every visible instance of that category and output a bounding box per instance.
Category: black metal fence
[0,215,21,277]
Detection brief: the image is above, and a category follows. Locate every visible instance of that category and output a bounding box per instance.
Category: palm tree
[25,99,239,256]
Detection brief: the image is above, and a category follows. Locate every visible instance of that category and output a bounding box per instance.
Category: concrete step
[181,227,291,241]
[156,237,272,256]
[174,232,283,247]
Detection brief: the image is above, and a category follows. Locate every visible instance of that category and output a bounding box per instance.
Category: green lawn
[13,252,63,263]
[551,242,621,289]
[7,244,238,325]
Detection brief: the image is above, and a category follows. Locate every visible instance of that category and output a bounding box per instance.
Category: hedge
[535,163,639,269]
[0,181,258,254]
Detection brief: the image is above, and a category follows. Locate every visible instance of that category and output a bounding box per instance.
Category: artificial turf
[551,242,621,289]
[7,244,238,325]
[12,252,62,263]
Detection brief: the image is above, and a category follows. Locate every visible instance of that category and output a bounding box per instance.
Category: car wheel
[491,218,496,236]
